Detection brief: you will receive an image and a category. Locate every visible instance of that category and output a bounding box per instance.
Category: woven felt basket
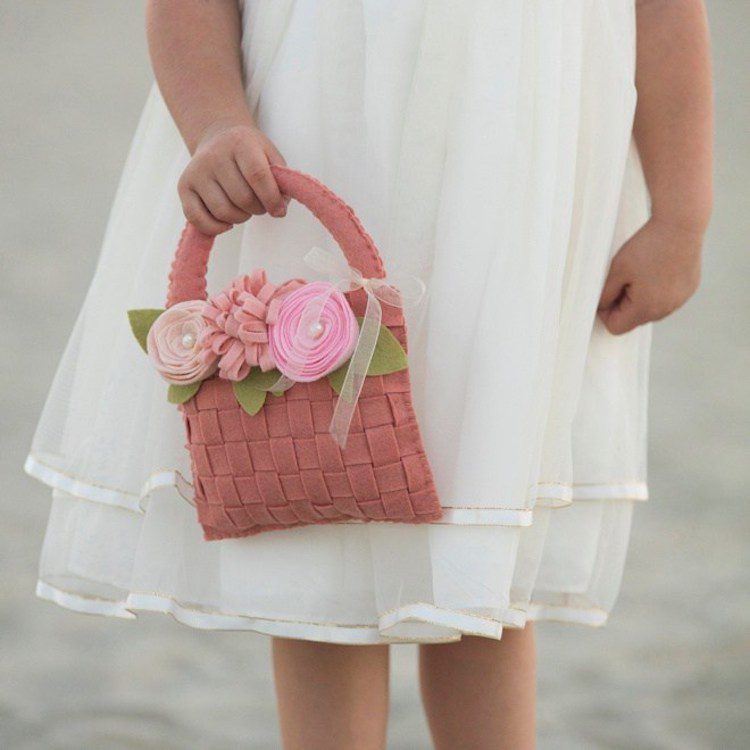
[166,166,442,540]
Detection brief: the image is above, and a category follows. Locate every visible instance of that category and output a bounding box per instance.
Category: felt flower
[200,270,304,381]
[147,301,219,385]
[268,281,359,383]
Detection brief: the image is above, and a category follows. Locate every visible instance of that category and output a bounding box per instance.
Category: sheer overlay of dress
[28,0,650,643]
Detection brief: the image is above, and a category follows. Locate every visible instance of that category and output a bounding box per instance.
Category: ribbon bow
[304,247,426,447]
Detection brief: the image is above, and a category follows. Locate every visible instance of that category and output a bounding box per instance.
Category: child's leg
[272,638,390,750]
[418,625,536,750]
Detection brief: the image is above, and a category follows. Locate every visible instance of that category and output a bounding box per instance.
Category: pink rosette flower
[268,281,359,383]
[200,270,304,381]
[147,301,219,385]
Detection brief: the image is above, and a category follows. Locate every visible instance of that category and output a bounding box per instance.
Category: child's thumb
[598,262,627,311]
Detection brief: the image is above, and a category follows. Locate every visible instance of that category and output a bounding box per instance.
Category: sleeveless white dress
[28,0,651,643]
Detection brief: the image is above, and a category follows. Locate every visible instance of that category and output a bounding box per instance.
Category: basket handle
[166,165,386,306]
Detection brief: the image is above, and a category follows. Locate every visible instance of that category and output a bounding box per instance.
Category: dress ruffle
[34,486,638,644]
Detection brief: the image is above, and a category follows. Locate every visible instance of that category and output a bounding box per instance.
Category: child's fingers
[264,140,287,168]
[235,144,286,218]
[182,190,231,236]
[200,180,251,226]
[217,160,265,216]
[600,290,650,335]
[599,297,635,335]
[263,143,292,207]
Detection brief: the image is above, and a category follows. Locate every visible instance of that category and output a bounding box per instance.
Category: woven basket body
[167,167,441,539]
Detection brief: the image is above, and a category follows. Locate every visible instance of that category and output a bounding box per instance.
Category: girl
[27,1,712,748]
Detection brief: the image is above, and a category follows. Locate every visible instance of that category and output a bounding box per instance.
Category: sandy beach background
[2,2,748,747]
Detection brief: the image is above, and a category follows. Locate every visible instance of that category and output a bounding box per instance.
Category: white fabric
[28,0,650,643]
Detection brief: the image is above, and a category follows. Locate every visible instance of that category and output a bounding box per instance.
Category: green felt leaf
[232,377,268,416]
[242,368,284,390]
[326,323,408,395]
[364,320,408,376]
[167,381,201,404]
[127,308,165,353]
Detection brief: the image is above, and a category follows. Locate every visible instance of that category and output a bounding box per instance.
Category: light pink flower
[147,301,219,385]
[268,282,359,383]
[200,270,304,382]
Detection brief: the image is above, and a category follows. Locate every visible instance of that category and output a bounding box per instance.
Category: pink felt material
[165,166,441,539]
[268,281,358,382]
[200,270,304,381]
[147,301,218,385]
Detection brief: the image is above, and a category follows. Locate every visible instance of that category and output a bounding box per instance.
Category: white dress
[28,0,651,643]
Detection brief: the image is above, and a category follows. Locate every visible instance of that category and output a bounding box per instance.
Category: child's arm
[598,0,713,335]
[147,0,287,236]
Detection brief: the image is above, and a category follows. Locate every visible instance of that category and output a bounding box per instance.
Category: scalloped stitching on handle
[272,166,385,279]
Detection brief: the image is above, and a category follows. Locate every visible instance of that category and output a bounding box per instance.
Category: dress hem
[35,580,610,645]
[24,453,648,531]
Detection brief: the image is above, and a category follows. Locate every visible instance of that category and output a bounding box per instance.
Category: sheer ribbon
[259,247,426,447]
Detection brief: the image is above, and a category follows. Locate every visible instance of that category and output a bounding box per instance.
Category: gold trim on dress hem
[38,580,530,634]
[28,453,647,531]
[26,453,190,498]
[26,452,647,507]
[37,580,607,639]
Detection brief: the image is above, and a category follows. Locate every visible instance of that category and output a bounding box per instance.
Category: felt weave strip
[182,321,441,540]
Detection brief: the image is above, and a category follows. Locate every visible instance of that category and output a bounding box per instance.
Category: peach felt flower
[268,281,358,382]
[147,301,219,385]
[200,270,304,381]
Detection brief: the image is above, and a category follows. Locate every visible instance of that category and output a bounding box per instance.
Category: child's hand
[598,217,703,335]
[177,123,288,236]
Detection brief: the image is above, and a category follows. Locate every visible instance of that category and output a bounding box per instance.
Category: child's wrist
[650,197,712,237]
[188,110,257,153]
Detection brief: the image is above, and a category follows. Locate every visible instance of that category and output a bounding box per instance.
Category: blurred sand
[1,2,748,748]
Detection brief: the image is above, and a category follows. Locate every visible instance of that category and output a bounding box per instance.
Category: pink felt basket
[167,165,442,540]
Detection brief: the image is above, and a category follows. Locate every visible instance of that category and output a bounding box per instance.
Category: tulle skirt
[27,0,650,643]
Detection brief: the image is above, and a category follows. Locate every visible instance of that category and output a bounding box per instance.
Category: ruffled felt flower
[200,270,304,381]
[268,281,358,383]
[147,301,219,385]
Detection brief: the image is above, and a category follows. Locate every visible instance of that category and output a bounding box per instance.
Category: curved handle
[167,165,385,307]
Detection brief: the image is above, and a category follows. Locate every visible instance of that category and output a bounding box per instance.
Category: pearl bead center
[307,321,324,339]
[181,332,196,349]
